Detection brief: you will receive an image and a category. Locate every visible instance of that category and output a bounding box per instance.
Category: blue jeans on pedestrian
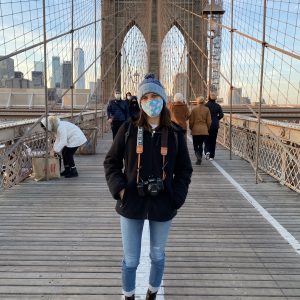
[120,216,172,295]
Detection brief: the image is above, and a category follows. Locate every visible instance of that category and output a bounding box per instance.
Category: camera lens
[148,183,159,196]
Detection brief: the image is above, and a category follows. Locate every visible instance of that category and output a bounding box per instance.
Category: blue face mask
[141,97,163,117]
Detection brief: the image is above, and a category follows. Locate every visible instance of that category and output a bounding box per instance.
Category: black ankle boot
[60,166,70,176]
[125,295,135,300]
[65,167,78,178]
[145,289,157,300]
[196,157,202,165]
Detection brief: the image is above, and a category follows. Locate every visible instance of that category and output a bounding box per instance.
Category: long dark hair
[135,103,172,130]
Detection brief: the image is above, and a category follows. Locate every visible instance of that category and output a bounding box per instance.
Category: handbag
[32,157,60,181]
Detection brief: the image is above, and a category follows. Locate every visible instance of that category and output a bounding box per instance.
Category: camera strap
[136,126,168,184]
[136,127,143,184]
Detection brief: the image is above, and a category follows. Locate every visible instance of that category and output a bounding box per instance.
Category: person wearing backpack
[103,74,193,300]
[107,90,130,139]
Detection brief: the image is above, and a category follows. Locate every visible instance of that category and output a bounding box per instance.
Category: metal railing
[0,111,109,190]
[218,114,300,193]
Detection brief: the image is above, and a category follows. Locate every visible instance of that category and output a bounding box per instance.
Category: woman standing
[104,74,193,300]
[189,96,212,165]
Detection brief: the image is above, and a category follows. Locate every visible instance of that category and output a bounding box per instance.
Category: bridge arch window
[160,25,187,102]
[121,25,148,96]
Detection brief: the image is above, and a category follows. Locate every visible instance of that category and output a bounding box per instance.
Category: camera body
[137,176,164,197]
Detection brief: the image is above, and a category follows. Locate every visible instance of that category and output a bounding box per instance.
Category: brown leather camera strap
[136,126,168,183]
[161,127,168,181]
[136,127,143,184]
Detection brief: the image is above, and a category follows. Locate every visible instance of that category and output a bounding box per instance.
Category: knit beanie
[137,73,167,105]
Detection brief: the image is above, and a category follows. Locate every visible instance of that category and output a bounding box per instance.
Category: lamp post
[133,71,140,95]
[203,0,225,98]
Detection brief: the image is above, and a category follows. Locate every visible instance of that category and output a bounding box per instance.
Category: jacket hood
[41,116,60,132]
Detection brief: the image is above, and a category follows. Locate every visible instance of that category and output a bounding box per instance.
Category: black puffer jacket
[205,100,224,129]
[103,121,193,221]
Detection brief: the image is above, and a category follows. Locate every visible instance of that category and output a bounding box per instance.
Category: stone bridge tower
[101,0,208,102]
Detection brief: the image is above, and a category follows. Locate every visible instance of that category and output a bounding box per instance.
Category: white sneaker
[209,158,214,161]
[205,152,210,160]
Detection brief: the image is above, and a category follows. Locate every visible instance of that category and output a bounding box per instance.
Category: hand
[119,189,125,200]
[49,150,55,157]
[107,118,113,124]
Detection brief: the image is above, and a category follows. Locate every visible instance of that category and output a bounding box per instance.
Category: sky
[0,0,299,104]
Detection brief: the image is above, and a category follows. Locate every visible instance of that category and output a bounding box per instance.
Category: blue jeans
[120,216,172,294]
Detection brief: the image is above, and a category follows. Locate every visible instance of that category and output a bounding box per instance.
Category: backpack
[124,121,178,156]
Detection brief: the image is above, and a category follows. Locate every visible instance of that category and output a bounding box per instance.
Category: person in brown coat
[189,96,212,165]
[168,93,190,138]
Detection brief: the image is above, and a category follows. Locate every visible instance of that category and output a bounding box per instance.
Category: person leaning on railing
[40,116,87,178]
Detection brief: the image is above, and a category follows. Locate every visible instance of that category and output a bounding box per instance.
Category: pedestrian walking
[125,91,141,121]
[189,96,212,165]
[107,90,130,139]
[40,116,87,177]
[205,92,224,160]
[168,92,190,139]
[104,73,193,300]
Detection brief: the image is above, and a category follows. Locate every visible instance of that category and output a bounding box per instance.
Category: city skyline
[0,1,299,104]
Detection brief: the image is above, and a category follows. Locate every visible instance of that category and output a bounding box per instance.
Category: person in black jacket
[205,92,224,160]
[125,92,140,121]
[107,90,130,139]
[104,74,193,300]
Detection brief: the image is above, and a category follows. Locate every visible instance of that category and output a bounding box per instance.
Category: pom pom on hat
[137,73,167,105]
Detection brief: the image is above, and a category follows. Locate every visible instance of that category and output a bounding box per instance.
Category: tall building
[4,78,31,88]
[226,87,242,104]
[61,61,72,89]
[34,61,44,72]
[74,48,85,89]
[52,56,61,88]
[32,71,44,88]
[226,87,251,104]
[89,82,96,94]
[14,71,24,79]
[0,56,14,80]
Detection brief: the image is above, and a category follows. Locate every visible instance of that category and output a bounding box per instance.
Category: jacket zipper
[145,130,155,219]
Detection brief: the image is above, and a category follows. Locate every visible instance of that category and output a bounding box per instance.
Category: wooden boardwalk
[0,133,300,299]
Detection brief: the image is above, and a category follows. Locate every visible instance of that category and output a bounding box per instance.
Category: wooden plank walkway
[0,133,300,299]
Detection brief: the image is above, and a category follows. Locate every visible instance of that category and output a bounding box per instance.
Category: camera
[137,176,164,197]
